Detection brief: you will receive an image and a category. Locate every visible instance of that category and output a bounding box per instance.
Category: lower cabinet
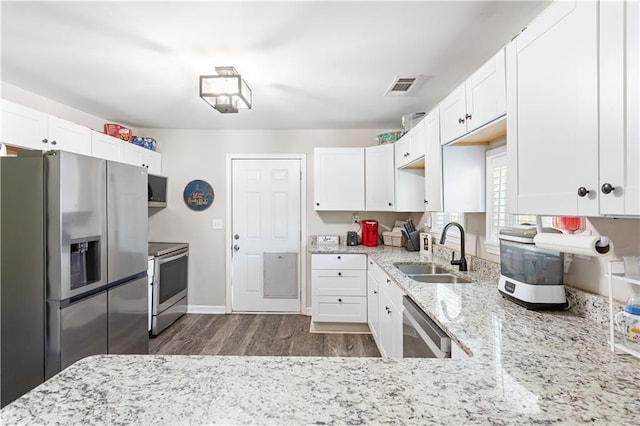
[311,254,367,323]
[368,259,403,359]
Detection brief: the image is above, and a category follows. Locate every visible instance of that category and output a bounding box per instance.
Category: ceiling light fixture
[199,66,252,113]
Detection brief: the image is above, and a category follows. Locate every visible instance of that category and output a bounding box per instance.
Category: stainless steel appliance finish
[1,151,149,407]
[149,242,189,336]
[108,277,148,354]
[402,296,451,358]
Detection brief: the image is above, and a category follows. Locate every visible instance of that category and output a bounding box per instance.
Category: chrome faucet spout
[439,221,467,272]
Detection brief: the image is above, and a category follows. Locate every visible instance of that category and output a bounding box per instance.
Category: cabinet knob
[458,118,465,124]
[338,298,343,303]
[577,187,590,197]
[424,200,429,204]
[388,202,392,206]
[385,306,391,314]
[601,183,615,194]
[51,140,57,145]
[373,290,378,294]
[465,113,472,120]
[386,279,391,284]
[337,256,341,260]
[316,202,320,206]
[42,138,48,144]
[338,272,342,277]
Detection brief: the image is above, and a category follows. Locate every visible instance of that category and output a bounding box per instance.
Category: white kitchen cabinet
[1,99,50,150]
[314,147,365,211]
[599,0,640,216]
[311,254,367,323]
[122,142,162,175]
[365,144,395,211]
[47,116,91,156]
[395,119,426,168]
[366,260,380,343]
[422,107,485,213]
[91,131,122,161]
[423,107,443,211]
[368,259,403,359]
[506,0,599,216]
[440,49,506,145]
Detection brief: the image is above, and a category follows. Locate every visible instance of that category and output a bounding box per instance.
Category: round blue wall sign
[183,179,214,211]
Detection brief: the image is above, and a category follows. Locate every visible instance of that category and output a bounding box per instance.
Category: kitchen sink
[395,263,450,275]
[407,274,473,284]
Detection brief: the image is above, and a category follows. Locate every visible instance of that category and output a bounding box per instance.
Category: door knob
[233,244,240,251]
[601,183,615,194]
[234,234,240,240]
[577,187,590,197]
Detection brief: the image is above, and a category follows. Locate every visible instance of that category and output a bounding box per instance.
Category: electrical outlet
[352,213,359,224]
[212,219,223,230]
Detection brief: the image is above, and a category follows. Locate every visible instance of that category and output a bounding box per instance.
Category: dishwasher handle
[403,296,451,356]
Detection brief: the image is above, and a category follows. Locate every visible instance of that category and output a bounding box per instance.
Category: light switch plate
[212,219,223,230]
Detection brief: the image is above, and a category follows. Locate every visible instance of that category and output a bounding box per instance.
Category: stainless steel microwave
[148,174,167,207]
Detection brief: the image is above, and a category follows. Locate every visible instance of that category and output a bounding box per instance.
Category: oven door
[152,248,188,314]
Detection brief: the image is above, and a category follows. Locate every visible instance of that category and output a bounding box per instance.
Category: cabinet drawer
[312,296,367,323]
[312,254,366,270]
[369,259,392,288]
[369,260,404,306]
[312,270,366,296]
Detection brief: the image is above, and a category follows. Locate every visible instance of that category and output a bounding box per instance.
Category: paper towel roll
[533,233,612,257]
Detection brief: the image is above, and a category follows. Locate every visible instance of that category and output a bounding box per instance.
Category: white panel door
[1,99,49,149]
[423,108,443,211]
[465,48,506,132]
[365,144,395,211]
[509,0,598,216]
[48,116,91,155]
[314,147,365,211]
[439,83,467,144]
[231,159,301,312]
[91,131,122,161]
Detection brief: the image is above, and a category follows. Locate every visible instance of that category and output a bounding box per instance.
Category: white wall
[140,128,413,309]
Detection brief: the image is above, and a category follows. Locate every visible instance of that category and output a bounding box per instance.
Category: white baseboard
[187,305,226,314]
[305,307,312,316]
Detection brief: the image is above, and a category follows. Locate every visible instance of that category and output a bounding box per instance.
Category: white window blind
[431,212,464,241]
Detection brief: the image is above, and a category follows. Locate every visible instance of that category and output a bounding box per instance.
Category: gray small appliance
[346,231,359,246]
[497,225,568,310]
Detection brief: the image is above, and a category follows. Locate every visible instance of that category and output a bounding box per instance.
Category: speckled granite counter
[2,245,639,425]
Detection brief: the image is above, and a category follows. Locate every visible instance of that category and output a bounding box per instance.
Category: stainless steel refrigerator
[1,150,148,407]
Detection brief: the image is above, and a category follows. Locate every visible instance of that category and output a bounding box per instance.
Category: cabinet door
[393,136,411,168]
[599,0,640,215]
[142,150,162,175]
[407,119,425,163]
[314,147,365,211]
[367,270,380,343]
[439,83,467,144]
[507,0,598,216]
[378,291,402,359]
[465,48,506,132]
[48,116,91,155]
[424,108,443,211]
[91,131,122,161]
[365,144,395,211]
[1,99,49,150]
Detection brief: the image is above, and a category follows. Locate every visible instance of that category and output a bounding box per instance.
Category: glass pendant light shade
[199,67,252,113]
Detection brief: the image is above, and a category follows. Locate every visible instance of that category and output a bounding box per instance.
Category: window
[431,211,465,243]
[485,146,552,255]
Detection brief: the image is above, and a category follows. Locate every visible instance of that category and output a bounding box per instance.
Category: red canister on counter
[361,220,379,247]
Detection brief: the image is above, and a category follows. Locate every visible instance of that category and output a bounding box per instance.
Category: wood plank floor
[149,314,380,357]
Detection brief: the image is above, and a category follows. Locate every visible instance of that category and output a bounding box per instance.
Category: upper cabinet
[394,120,426,168]
[1,100,91,155]
[122,142,162,175]
[506,0,639,217]
[598,0,639,216]
[314,147,365,211]
[365,144,395,211]
[423,108,443,212]
[91,131,123,162]
[440,49,506,145]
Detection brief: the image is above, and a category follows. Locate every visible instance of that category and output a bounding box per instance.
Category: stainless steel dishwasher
[402,296,451,358]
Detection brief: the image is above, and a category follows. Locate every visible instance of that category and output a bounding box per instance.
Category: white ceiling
[1,1,549,130]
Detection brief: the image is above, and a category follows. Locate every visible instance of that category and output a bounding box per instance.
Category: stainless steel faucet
[439,222,468,272]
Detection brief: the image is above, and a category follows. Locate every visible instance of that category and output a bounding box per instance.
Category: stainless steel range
[148,242,189,336]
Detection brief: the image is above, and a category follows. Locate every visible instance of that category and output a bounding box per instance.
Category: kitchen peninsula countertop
[2,245,639,424]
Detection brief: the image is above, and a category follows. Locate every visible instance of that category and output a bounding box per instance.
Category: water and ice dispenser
[70,236,101,290]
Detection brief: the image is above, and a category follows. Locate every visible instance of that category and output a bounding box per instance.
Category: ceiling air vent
[384,76,419,96]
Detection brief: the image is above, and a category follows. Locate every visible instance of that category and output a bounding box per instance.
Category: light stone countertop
[2,244,639,425]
